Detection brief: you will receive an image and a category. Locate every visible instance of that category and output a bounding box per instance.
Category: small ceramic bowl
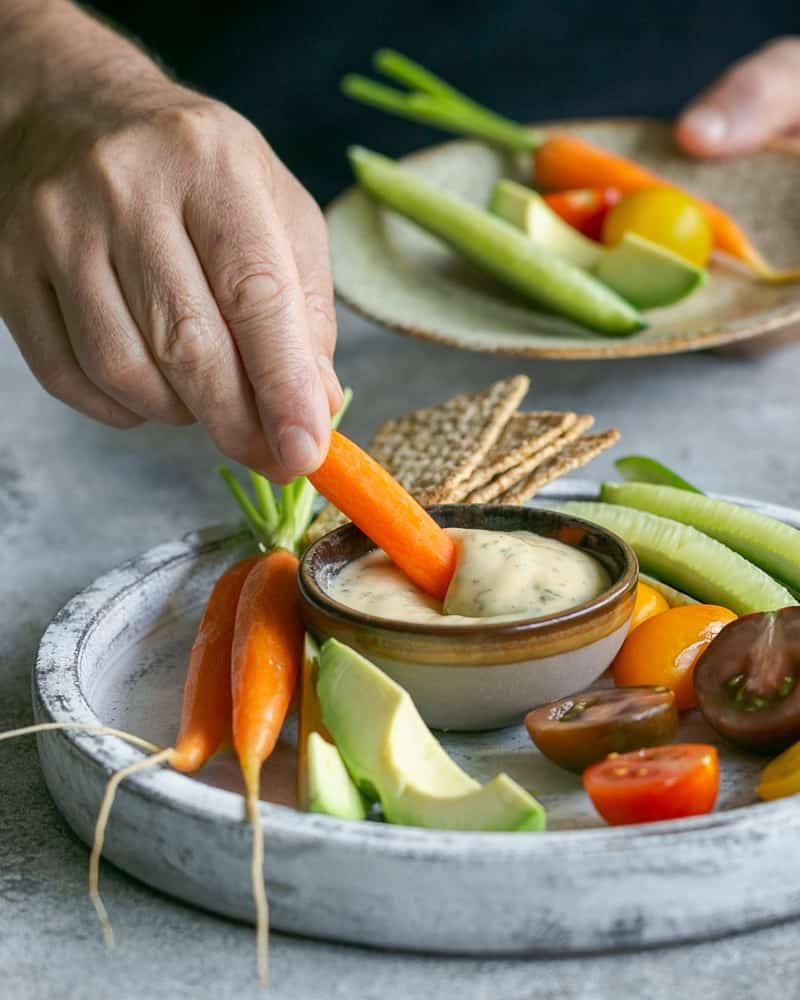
[299,505,638,731]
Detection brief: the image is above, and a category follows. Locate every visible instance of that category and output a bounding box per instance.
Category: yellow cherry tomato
[629,581,670,633]
[602,188,713,267]
[612,604,737,711]
[758,742,800,801]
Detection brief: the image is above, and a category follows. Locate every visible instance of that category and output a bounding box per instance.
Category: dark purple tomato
[525,686,679,773]
[694,607,800,751]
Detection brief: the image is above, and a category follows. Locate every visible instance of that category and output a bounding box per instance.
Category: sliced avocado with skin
[349,147,645,337]
[317,639,545,832]
[595,234,706,310]
[306,732,369,821]
[490,180,706,309]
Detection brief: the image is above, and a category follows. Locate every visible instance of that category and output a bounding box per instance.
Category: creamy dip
[329,527,610,625]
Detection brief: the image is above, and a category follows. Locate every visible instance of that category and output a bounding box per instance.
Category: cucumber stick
[349,147,645,336]
[562,501,796,614]
[601,482,800,594]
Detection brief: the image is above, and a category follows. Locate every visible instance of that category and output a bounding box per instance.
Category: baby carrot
[89,554,258,945]
[309,430,457,601]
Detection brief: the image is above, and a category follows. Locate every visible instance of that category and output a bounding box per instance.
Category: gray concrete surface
[2,309,800,999]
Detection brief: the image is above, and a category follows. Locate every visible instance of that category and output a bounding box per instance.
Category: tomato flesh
[525,686,678,773]
[612,604,736,711]
[583,744,719,825]
[602,188,713,267]
[543,187,621,241]
[694,607,800,751]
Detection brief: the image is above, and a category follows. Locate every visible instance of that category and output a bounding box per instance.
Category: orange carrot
[534,133,800,279]
[309,430,457,601]
[170,555,259,772]
[231,549,305,988]
[88,554,258,946]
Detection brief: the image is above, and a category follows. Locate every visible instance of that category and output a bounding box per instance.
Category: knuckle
[254,361,316,407]
[154,314,220,376]
[222,266,292,327]
[161,105,220,159]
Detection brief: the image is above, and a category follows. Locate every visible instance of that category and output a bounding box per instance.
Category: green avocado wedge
[489,180,706,310]
[601,482,800,596]
[561,501,796,614]
[348,147,645,336]
[317,639,546,832]
[306,732,369,821]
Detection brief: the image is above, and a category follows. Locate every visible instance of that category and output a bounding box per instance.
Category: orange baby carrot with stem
[309,430,457,601]
[88,553,259,945]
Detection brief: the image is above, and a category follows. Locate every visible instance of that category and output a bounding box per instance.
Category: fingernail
[318,354,343,395]
[683,107,728,147]
[277,425,321,476]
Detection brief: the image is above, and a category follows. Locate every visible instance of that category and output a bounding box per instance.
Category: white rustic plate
[34,482,800,954]
[327,119,800,359]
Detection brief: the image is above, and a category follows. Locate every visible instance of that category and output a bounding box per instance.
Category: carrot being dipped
[342,49,800,283]
[309,430,458,601]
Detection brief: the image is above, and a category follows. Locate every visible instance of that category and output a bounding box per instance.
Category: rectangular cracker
[496,430,621,505]
[457,411,579,496]
[369,374,530,504]
[463,415,595,504]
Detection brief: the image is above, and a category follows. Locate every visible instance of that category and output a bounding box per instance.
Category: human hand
[0,2,341,480]
[676,37,800,158]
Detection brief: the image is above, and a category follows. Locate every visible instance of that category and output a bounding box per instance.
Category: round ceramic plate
[327,118,800,359]
[33,481,800,955]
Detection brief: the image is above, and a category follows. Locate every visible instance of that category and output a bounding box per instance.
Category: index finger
[184,168,331,480]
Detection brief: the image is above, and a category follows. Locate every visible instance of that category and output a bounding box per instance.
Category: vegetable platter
[31,481,800,958]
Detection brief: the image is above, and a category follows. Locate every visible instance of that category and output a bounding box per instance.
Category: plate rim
[33,479,800,860]
[326,118,800,360]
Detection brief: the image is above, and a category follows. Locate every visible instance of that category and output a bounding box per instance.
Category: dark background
[90,1,799,205]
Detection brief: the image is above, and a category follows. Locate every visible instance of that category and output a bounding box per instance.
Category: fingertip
[276,424,327,478]
[676,107,729,157]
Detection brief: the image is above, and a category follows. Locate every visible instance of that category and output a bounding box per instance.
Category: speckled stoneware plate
[33,481,800,955]
[327,118,800,359]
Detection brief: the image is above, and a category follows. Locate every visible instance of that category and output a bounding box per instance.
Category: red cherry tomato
[542,187,621,241]
[583,744,719,825]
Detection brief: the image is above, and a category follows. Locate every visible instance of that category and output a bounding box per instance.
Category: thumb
[676,37,800,157]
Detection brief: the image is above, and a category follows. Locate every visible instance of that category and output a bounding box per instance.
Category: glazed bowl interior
[299,505,637,731]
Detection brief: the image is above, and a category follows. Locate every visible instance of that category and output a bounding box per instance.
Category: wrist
[0,1,172,140]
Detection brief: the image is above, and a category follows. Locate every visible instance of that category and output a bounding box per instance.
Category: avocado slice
[490,180,706,309]
[595,234,706,310]
[349,147,645,337]
[297,636,368,820]
[306,732,369,821]
[317,639,545,832]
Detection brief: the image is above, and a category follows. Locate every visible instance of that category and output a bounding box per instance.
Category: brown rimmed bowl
[298,504,638,731]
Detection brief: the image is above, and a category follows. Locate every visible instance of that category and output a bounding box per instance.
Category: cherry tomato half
[525,686,678,773]
[694,607,800,751]
[542,187,621,241]
[602,188,713,267]
[612,604,737,711]
[629,580,670,633]
[583,744,719,825]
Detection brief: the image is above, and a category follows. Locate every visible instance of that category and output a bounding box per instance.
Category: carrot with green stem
[343,50,800,282]
[88,553,259,946]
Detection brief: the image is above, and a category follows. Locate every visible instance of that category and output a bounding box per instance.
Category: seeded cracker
[369,374,530,503]
[497,430,621,505]
[463,415,595,504]
[458,411,579,496]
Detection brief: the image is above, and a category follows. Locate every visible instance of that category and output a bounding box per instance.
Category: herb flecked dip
[329,527,610,625]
